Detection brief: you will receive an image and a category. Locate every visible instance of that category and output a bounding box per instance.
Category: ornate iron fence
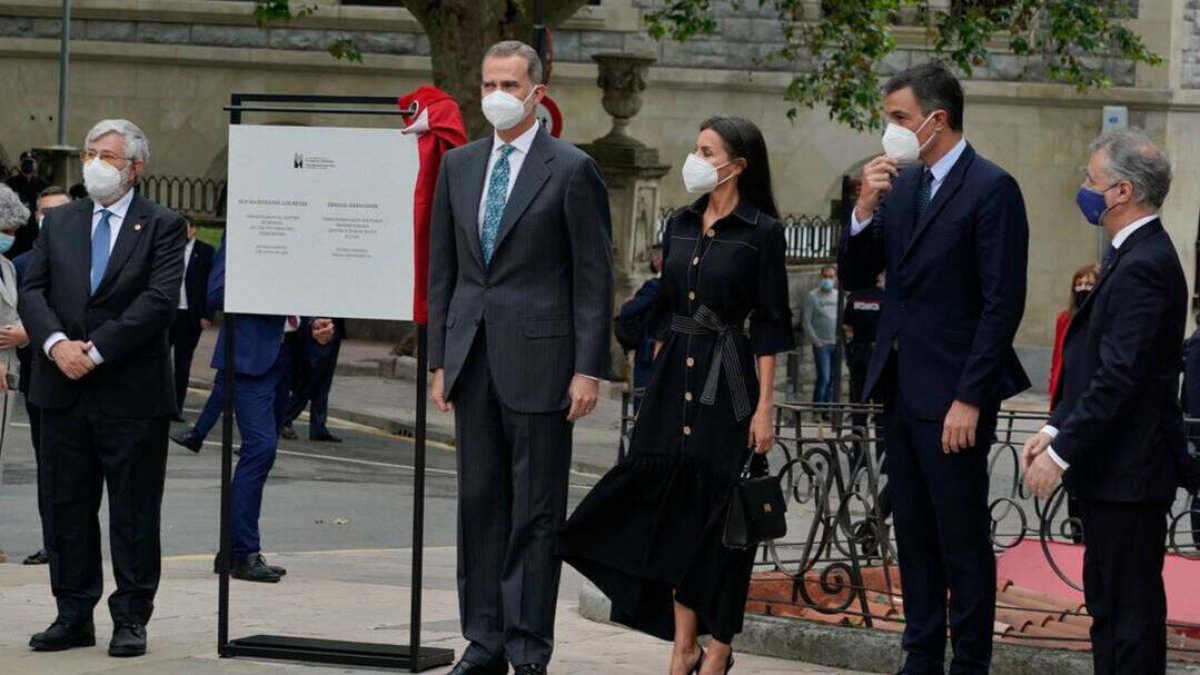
[615,391,1200,652]
[138,175,226,225]
[658,208,841,264]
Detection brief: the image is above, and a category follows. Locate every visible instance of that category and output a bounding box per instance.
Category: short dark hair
[884,62,964,131]
[483,41,544,85]
[38,185,67,200]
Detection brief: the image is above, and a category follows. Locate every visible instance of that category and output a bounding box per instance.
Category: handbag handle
[740,452,770,478]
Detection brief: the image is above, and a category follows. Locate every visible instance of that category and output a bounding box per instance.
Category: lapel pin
[134,223,143,231]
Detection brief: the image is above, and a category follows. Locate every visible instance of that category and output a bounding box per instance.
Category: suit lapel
[0,260,15,307]
[901,144,975,263]
[95,195,149,297]
[492,129,553,258]
[460,141,490,270]
[1066,219,1162,337]
[71,200,95,298]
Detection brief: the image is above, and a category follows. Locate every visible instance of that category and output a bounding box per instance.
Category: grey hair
[1089,129,1172,209]
[483,40,544,85]
[84,119,151,165]
[0,184,30,231]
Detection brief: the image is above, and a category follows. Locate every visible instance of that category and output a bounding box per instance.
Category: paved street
[0,384,866,674]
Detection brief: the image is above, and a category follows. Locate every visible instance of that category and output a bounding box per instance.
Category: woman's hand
[748,405,775,455]
[0,360,9,392]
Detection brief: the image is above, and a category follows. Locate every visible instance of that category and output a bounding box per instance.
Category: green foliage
[252,0,316,26]
[647,0,1162,131]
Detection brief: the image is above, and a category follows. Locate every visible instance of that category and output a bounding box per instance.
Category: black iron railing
[138,175,226,225]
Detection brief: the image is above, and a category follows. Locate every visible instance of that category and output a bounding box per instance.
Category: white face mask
[83,158,129,203]
[681,153,734,194]
[481,88,537,131]
[881,112,941,166]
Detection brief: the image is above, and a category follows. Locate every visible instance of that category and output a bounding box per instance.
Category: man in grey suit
[428,41,614,675]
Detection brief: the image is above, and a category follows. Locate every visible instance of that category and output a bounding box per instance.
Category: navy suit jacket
[182,239,215,323]
[207,237,286,377]
[838,143,1031,420]
[1050,220,1200,500]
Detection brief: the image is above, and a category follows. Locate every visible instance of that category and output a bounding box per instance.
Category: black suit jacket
[18,194,186,416]
[428,127,614,414]
[182,239,215,323]
[839,143,1031,420]
[1050,220,1200,500]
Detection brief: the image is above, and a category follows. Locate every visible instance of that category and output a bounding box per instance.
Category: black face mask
[1074,290,1091,308]
[20,159,35,175]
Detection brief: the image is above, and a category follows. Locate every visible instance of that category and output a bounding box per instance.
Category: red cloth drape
[1048,310,1071,411]
[399,86,469,325]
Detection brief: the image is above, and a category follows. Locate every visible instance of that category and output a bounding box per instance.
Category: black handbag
[722,455,788,549]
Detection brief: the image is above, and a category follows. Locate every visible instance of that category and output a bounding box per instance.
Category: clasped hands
[51,340,98,381]
[1022,430,1064,499]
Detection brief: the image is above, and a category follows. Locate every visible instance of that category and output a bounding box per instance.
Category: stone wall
[1186,0,1200,88]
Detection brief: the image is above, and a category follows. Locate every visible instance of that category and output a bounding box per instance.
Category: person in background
[5,151,48,213]
[280,317,346,443]
[1049,264,1098,407]
[1048,263,1097,543]
[12,186,71,566]
[614,243,663,413]
[1180,316,1200,549]
[0,185,31,564]
[168,220,214,423]
[802,265,839,408]
[842,273,884,421]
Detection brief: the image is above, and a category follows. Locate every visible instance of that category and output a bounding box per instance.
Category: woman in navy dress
[560,117,794,674]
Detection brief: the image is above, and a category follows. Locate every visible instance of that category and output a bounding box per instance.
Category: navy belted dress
[559,196,795,643]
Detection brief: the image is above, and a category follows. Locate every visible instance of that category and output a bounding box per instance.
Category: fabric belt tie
[670,305,753,422]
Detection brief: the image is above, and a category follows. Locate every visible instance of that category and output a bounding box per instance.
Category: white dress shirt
[1040,212,1160,470]
[476,123,539,233]
[850,138,969,236]
[44,188,137,365]
[179,237,196,311]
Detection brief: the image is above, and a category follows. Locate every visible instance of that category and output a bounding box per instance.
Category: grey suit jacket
[0,256,23,376]
[428,127,614,414]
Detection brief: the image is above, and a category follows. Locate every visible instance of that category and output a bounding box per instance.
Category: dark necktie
[1100,245,1117,275]
[914,169,934,225]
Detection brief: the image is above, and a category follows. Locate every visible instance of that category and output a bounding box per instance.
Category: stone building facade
[2,0,1199,389]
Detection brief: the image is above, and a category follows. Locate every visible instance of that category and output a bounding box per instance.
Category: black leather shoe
[231,553,282,583]
[448,659,508,675]
[514,665,548,675]
[280,425,298,440]
[213,552,285,576]
[169,429,204,453]
[108,623,147,657]
[29,619,96,651]
[23,549,48,565]
[310,432,342,443]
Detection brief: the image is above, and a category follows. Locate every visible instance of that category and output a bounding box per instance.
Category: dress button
[685,392,694,402]
[686,357,695,367]
[688,291,696,301]
[705,229,716,238]
[692,256,700,266]
[683,426,692,436]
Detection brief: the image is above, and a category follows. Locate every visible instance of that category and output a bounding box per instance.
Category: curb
[578,582,1200,675]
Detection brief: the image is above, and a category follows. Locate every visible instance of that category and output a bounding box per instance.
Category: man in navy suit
[839,63,1030,674]
[1024,130,1200,675]
[207,236,333,583]
[167,220,214,422]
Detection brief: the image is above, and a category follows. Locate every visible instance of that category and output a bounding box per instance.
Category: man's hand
[50,340,97,380]
[1024,450,1065,499]
[311,318,335,345]
[748,405,775,455]
[431,368,453,413]
[567,375,599,422]
[0,324,26,349]
[854,155,899,222]
[1022,431,1054,473]
[201,319,212,330]
[941,400,980,453]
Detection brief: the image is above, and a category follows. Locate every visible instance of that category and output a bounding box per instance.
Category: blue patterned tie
[481,144,516,267]
[91,209,112,294]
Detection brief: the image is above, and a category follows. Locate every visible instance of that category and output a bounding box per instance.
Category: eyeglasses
[80,150,133,164]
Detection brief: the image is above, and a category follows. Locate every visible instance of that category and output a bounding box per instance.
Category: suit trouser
[884,377,997,675]
[229,346,291,559]
[169,313,202,415]
[1079,499,1169,675]
[24,393,47,549]
[454,332,573,667]
[284,333,342,437]
[40,393,169,625]
[193,372,224,440]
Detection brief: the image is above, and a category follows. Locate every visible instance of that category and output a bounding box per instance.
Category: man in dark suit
[1024,130,1200,675]
[428,41,613,675]
[13,185,72,567]
[838,64,1030,675]
[206,236,334,583]
[19,119,186,657]
[168,220,214,422]
[280,317,345,443]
